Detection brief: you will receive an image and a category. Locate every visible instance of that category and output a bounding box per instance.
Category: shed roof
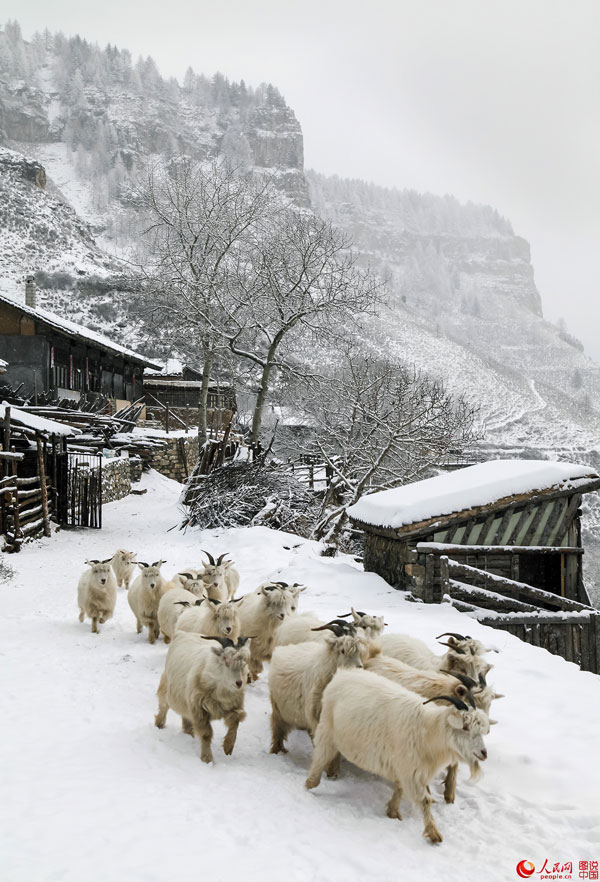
[348,460,600,532]
[0,291,162,370]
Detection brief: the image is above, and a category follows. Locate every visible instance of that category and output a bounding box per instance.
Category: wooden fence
[414,544,600,674]
[0,472,53,552]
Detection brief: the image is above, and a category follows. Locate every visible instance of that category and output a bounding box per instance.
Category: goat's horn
[311,623,344,636]
[202,550,216,565]
[440,670,477,690]
[216,553,228,565]
[423,695,469,711]
[436,632,467,641]
[208,597,221,605]
[231,597,244,603]
[201,635,234,648]
[336,612,352,618]
[174,601,191,608]
[439,641,466,654]
[478,672,488,687]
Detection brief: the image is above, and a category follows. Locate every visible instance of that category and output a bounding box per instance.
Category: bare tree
[287,347,479,545]
[220,209,383,444]
[136,160,382,447]
[135,157,280,440]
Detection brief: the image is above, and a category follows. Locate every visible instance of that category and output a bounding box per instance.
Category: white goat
[365,654,478,708]
[380,633,493,682]
[111,549,137,590]
[128,560,168,643]
[77,558,117,634]
[157,585,204,644]
[269,620,367,754]
[198,552,229,602]
[154,632,251,763]
[237,582,295,680]
[275,606,383,648]
[176,597,242,642]
[306,669,491,843]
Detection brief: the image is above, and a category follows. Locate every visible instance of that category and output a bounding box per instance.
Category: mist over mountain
[1,20,599,454]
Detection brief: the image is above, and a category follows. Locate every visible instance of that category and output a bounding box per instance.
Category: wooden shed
[348,460,600,673]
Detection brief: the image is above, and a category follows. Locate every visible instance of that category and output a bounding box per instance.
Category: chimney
[25,275,36,308]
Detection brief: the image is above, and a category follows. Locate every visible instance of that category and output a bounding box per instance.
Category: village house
[0,280,161,405]
[143,362,236,430]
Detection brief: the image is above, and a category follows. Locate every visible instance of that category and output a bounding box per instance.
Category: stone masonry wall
[102,457,131,504]
[148,436,200,483]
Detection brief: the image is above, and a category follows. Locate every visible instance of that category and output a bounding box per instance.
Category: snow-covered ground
[1,470,599,882]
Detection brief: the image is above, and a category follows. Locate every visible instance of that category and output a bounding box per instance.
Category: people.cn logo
[516,861,536,878]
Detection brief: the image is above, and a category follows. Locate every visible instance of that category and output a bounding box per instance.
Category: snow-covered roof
[0,403,81,437]
[0,358,7,372]
[347,459,600,530]
[145,358,185,377]
[144,378,203,389]
[0,291,162,370]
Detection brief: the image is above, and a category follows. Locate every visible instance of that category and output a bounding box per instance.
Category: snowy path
[1,470,599,882]
[485,378,547,433]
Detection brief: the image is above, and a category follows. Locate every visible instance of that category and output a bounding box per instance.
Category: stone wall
[102,457,132,504]
[362,531,415,591]
[148,436,200,483]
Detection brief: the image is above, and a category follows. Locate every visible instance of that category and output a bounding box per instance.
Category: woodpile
[182,457,320,535]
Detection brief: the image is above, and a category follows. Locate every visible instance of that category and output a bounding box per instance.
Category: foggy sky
[7,0,600,360]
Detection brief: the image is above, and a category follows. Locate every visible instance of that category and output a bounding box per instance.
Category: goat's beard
[468,759,482,781]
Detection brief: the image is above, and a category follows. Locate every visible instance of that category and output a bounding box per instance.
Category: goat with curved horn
[422,695,470,712]
[438,641,465,654]
[436,632,470,641]
[439,670,477,690]
[202,550,216,565]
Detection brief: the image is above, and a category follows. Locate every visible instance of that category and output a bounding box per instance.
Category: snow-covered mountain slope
[1,23,599,571]
[1,471,598,882]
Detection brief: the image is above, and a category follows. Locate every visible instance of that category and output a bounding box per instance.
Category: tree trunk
[198,346,214,444]
[250,359,274,446]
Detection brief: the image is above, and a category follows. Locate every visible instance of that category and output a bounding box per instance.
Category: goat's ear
[224,560,233,569]
[492,692,505,700]
[455,685,468,700]
[152,560,166,568]
[210,646,224,658]
[489,719,499,725]
[482,662,494,675]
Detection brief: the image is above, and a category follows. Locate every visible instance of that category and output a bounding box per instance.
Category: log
[37,436,51,537]
[447,579,538,612]
[446,559,593,612]
[416,542,584,555]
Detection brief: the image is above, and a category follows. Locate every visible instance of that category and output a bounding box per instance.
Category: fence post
[165,401,170,434]
[36,436,51,537]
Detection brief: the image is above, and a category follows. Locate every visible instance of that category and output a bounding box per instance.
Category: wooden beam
[36,437,51,537]
[416,542,583,555]
[445,559,593,612]
[447,579,539,612]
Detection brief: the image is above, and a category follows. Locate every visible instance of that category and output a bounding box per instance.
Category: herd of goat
[77,548,503,844]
